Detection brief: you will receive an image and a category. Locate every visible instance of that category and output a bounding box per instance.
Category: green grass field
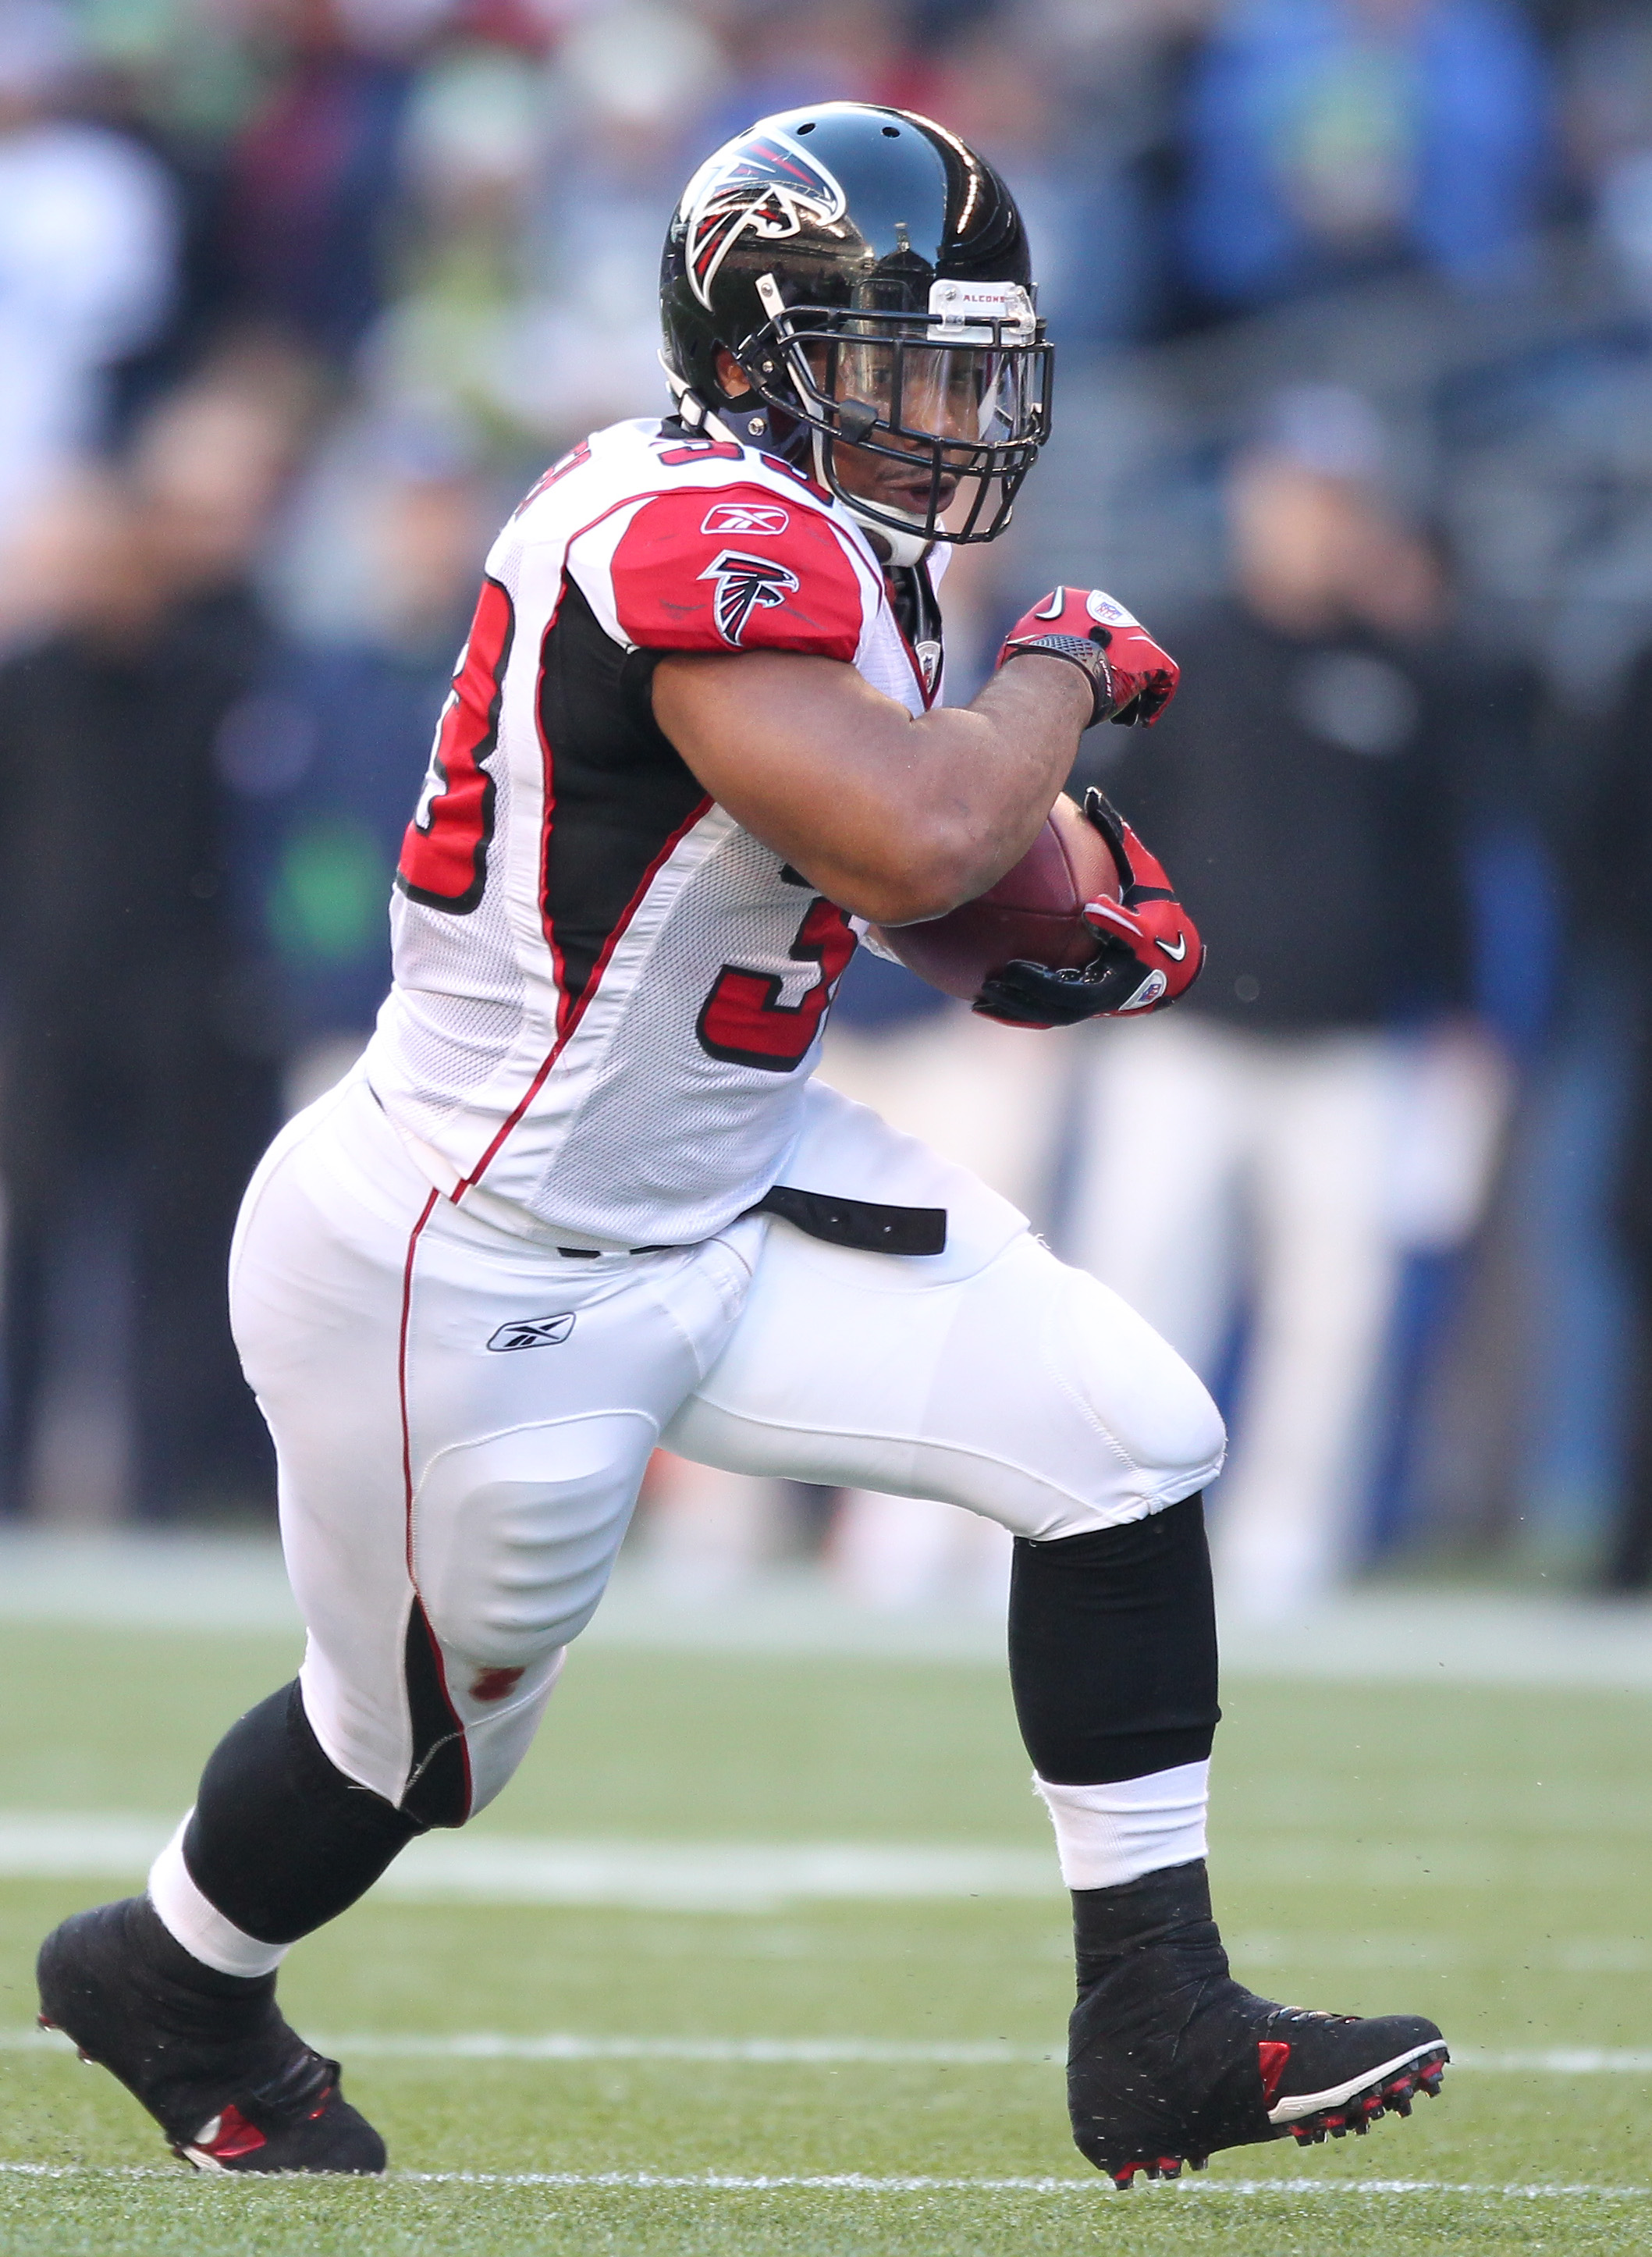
[2,1608,1650,2254]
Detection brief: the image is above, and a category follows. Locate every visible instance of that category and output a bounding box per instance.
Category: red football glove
[974,790,1203,1025]
[1079,789,1203,1005]
[997,588,1180,728]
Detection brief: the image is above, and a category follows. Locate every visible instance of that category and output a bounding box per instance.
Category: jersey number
[396,576,515,914]
[696,896,855,1072]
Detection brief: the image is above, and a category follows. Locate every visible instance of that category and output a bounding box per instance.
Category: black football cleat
[37,1896,385,2173]
[1067,1860,1448,2188]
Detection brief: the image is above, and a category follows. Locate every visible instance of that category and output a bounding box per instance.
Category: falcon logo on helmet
[698,549,801,645]
[680,132,847,311]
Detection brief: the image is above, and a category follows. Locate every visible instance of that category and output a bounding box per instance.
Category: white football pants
[228,1070,1225,1821]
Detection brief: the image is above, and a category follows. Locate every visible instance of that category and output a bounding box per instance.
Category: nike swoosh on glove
[974,788,1203,1027]
[996,588,1180,728]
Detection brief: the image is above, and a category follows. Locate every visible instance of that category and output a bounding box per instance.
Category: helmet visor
[830,335,1046,452]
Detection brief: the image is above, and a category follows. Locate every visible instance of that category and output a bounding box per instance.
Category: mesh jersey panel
[518,830,851,1246]
[363,417,939,1245]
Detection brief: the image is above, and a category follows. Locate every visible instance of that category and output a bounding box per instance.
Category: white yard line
[12,1814,1652,1909]
[11,2025,1652,2072]
[0,2160,1647,2198]
[13,1814,1652,1910]
[7,1537,1652,1690]
[0,1814,1055,1907]
[9,2027,1056,2066]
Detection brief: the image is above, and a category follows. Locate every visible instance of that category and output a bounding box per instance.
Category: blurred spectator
[225,0,432,364]
[1178,0,1552,315]
[372,7,727,449]
[368,34,561,442]
[0,365,302,1522]
[0,0,179,546]
[1562,4,1652,306]
[915,9,1166,348]
[1583,638,1652,1587]
[237,401,492,1110]
[1062,388,1497,1617]
[503,2,726,440]
[705,0,904,130]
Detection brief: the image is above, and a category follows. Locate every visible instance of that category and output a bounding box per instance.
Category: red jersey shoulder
[609,478,866,662]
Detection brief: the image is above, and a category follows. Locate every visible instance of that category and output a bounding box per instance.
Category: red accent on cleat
[190,2104,268,2163]
[1257,2038,1291,2102]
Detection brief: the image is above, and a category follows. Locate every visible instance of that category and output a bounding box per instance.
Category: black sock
[129,1893,278,2006]
[182,1682,422,1946]
[1007,1493,1220,1786]
[1071,1858,1218,1989]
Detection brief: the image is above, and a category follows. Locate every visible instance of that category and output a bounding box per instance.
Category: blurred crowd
[1,0,1650,1618]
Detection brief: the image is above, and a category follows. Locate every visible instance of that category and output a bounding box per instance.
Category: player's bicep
[652,648,922,895]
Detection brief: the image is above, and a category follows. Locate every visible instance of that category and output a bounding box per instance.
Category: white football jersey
[362,416,945,1248]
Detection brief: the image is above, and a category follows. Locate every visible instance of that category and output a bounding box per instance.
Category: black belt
[748,1184,947,1256]
[556,1186,947,1260]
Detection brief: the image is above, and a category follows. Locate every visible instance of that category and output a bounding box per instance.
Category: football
[869,791,1121,1001]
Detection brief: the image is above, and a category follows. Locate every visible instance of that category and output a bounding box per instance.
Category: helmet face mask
[739,278,1052,547]
[660,104,1053,555]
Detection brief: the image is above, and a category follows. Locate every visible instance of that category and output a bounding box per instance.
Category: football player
[37,105,1447,2185]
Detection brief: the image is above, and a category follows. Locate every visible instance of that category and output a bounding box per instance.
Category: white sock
[147,1814,290,1980]
[1034,1761,1210,1889]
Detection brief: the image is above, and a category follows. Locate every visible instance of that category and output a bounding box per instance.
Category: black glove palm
[975,942,1152,1028]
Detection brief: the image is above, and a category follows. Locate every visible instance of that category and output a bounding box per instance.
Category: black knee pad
[183,1681,423,1945]
[1008,1492,1220,1785]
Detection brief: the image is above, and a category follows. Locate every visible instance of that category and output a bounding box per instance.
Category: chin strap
[660,356,779,452]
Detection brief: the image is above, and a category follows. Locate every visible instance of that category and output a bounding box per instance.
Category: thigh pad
[411,1411,655,1663]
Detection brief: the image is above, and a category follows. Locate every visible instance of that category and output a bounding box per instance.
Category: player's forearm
[653,649,1089,925]
[869,662,1093,919]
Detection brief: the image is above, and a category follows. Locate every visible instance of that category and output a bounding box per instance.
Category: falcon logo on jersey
[680,132,847,309]
[701,501,790,537]
[698,549,801,645]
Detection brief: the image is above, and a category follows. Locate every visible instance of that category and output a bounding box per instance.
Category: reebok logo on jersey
[698,549,801,646]
[701,501,790,537]
[486,1312,576,1352]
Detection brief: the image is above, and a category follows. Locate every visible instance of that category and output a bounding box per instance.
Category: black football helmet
[659,102,1052,561]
